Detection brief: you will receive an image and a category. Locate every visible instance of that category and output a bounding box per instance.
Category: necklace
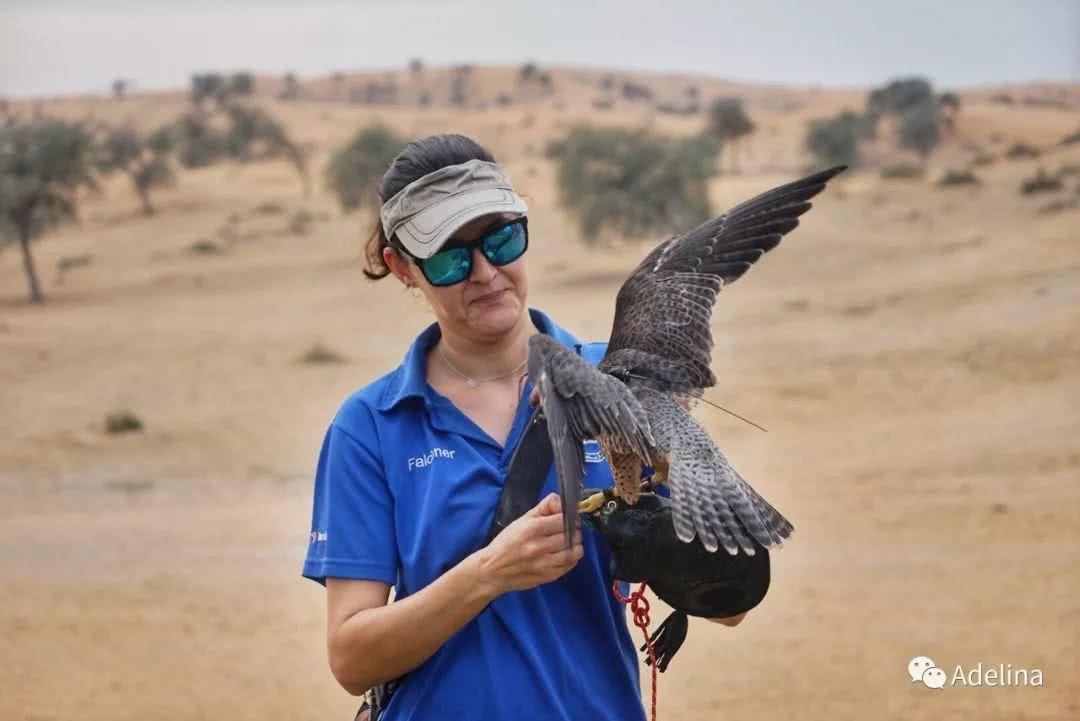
[438,343,528,388]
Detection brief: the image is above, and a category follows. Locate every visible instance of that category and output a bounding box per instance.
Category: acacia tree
[805,112,861,167]
[549,126,718,241]
[224,104,308,195]
[1,119,98,303]
[898,101,941,159]
[98,126,174,215]
[326,126,404,211]
[171,112,226,168]
[706,97,755,173]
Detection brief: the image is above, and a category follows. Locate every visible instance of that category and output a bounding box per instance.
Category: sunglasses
[415,217,529,287]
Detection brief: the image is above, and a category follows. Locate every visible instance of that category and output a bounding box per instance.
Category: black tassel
[641,609,689,673]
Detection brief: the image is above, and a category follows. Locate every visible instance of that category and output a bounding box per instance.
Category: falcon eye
[603,500,617,516]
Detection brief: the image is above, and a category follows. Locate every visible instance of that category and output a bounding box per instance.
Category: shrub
[301,343,347,364]
[705,97,754,172]
[862,77,949,154]
[621,81,654,102]
[805,111,861,167]
[519,62,539,83]
[1005,142,1040,159]
[938,92,961,111]
[1058,129,1080,146]
[105,409,143,434]
[223,105,307,193]
[172,113,226,168]
[289,209,314,236]
[938,169,979,186]
[880,163,924,180]
[326,126,405,211]
[706,97,754,141]
[280,72,300,101]
[188,239,224,254]
[1038,198,1078,215]
[898,99,941,158]
[230,72,254,96]
[191,73,227,106]
[252,201,285,215]
[867,77,935,117]
[549,126,718,241]
[1020,169,1063,195]
[449,74,467,107]
[98,126,175,214]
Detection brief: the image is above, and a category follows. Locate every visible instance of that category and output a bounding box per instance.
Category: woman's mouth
[472,289,507,304]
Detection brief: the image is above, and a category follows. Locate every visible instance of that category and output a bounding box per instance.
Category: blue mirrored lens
[421,247,472,286]
[482,223,527,265]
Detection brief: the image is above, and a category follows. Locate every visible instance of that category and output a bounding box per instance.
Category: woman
[302,133,742,721]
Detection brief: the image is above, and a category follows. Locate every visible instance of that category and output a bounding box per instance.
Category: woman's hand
[475,492,585,596]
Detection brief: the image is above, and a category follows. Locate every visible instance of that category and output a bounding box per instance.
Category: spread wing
[527,334,655,546]
[601,166,846,391]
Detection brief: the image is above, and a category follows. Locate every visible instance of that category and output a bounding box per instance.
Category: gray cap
[379,159,528,259]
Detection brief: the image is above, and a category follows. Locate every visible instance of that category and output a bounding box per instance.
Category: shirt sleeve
[302,417,399,587]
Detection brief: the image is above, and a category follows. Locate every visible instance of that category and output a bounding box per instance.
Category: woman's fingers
[534,492,561,517]
[539,543,585,575]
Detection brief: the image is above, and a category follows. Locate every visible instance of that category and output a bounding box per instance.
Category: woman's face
[385,212,529,341]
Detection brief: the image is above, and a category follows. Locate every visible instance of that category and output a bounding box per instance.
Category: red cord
[613,581,658,721]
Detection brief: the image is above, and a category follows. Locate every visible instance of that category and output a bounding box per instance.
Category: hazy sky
[3,0,1078,98]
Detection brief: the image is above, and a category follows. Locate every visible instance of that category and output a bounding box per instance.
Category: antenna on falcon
[623,372,768,432]
[693,395,768,433]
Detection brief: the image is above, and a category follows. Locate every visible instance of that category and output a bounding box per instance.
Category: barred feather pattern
[605,165,848,397]
[635,386,794,555]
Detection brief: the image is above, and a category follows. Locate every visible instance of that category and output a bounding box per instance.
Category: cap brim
[394,188,528,259]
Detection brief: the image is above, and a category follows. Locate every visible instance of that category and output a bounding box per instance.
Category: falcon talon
[578,489,611,514]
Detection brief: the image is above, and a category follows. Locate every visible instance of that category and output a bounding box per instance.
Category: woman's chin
[467,292,523,334]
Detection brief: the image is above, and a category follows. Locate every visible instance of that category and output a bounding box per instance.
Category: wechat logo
[909,656,946,689]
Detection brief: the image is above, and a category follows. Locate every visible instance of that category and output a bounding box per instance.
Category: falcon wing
[602,166,846,392]
[527,334,655,546]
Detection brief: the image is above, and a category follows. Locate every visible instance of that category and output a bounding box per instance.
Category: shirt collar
[377,307,582,413]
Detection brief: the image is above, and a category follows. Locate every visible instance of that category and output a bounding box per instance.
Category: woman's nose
[469,248,498,283]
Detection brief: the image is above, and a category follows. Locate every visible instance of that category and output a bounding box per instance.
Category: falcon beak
[578,489,610,514]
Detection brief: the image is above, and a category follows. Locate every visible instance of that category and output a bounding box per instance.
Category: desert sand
[2,67,1079,720]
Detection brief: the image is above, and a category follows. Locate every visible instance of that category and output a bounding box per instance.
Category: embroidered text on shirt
[408,447,457,470]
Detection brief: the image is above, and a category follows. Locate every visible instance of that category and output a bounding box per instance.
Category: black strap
[483,343,586,543]
[485,405,555,545]
[361,370,559,721]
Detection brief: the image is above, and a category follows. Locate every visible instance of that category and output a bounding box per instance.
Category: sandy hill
[2,65,1079,721]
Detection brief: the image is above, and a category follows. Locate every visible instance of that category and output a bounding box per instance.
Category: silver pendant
[465,379,479,388]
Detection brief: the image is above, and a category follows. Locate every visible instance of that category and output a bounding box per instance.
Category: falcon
[528,165,846,553]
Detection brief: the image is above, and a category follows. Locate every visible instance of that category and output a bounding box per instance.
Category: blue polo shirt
[303,308,644,721]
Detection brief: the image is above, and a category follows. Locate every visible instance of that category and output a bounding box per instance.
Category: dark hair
[363,133,496,280]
